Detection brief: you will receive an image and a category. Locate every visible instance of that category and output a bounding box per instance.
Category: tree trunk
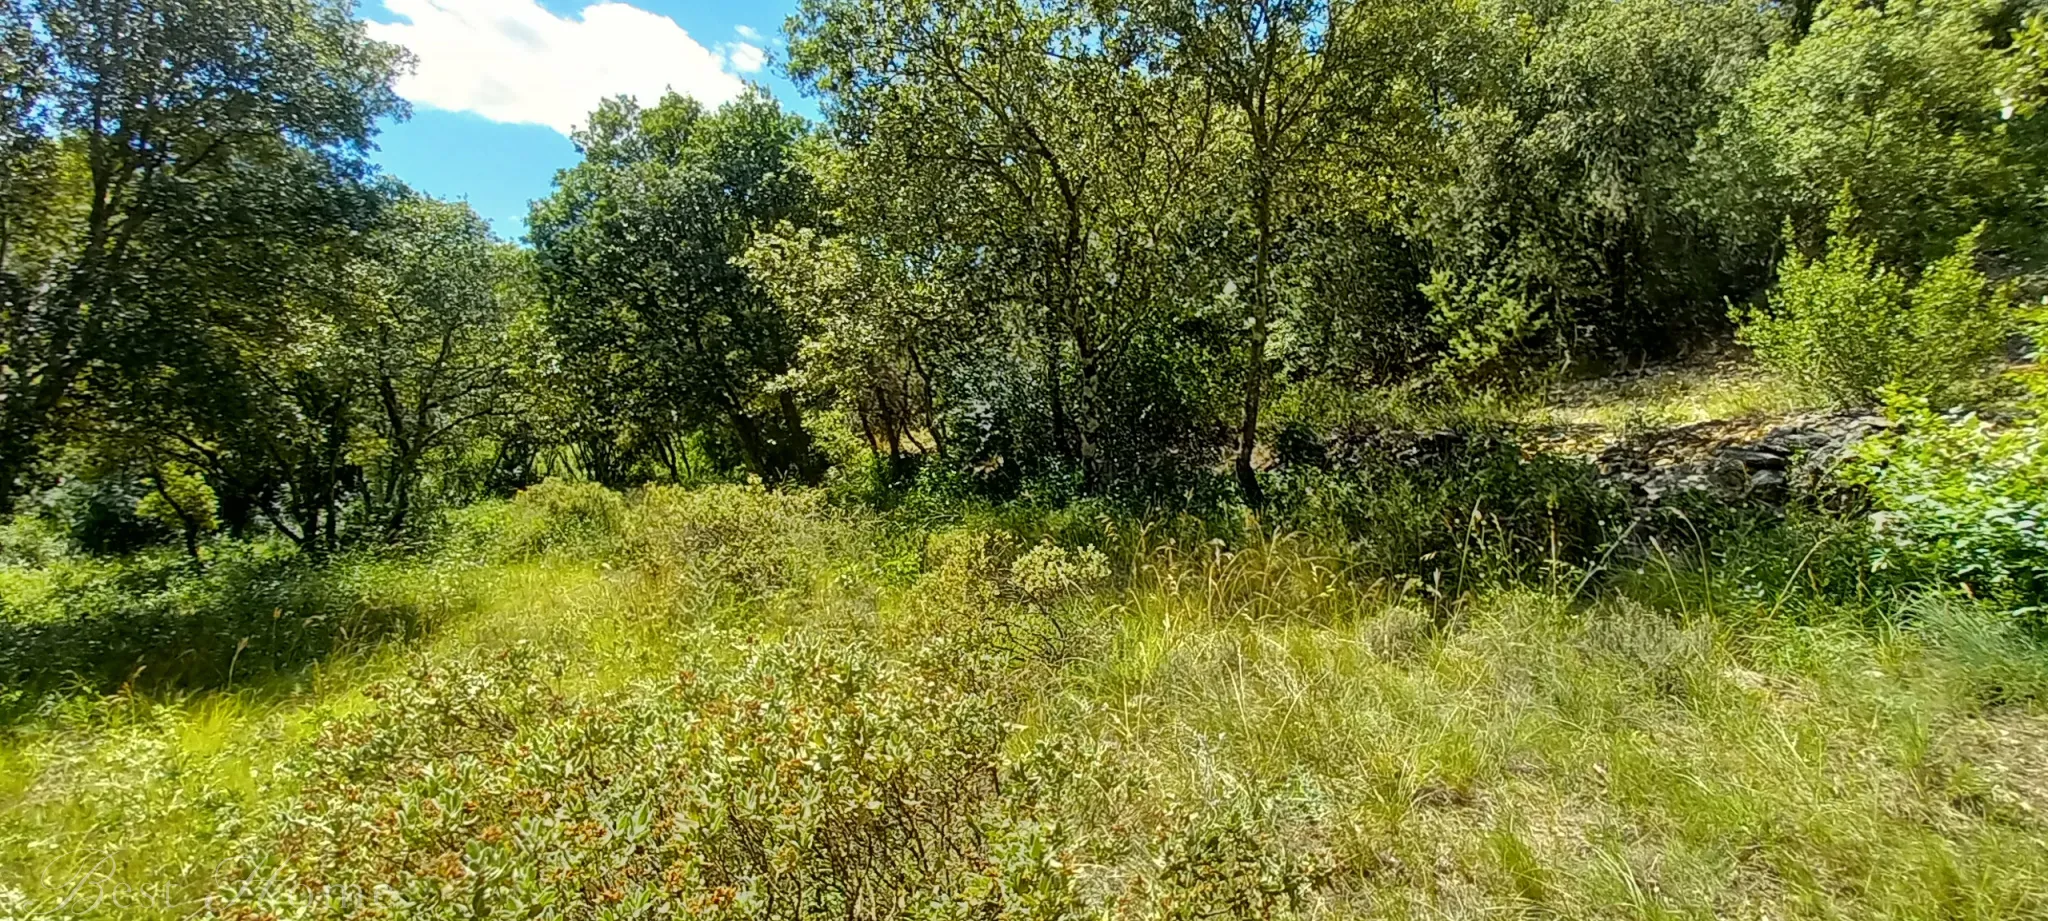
[1236,169,1273,510]
[1046,331,1069,466]
[906,341,944,459]
[1073,327,1103,493]
[0,427,40,515]
[724,406,772,479]
[772,390,822,484]
[148,470,205,571]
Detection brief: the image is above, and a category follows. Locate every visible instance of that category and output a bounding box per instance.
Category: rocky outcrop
[1300,409,1891,512]
[1590,411,1891,507]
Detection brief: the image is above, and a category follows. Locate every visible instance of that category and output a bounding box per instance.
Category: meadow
[5,480,2046,920]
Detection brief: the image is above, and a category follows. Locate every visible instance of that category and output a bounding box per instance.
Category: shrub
[1130,810,1331,920]
[1849,382,2048,614]
[1737,199,2010,406]
[1269,435,1625,595]
[37,472,175,556]
[0,511,70,567]
[1008,540,1111,607]
[212,638,1082,920]
[467,479,628,559]
[622,484,869,600]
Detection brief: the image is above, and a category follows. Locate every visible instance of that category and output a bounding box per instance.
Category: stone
[1721,447,1789,470]
[1768,429,1835,452]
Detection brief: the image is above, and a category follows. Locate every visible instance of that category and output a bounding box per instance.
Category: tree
[1419,0,1781,372]
[788,0,1233,494]
[1131,0,1442,505]
[530,90,826,484]
[743,224,960,473]
[1716,0,2031,268]
[92,189,523,554]
[0,0,405,509]
[353,197,521,539]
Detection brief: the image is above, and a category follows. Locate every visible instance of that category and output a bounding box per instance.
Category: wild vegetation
[4,0,2048,917]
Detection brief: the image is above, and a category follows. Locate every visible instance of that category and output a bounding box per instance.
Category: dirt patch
[1943,713,2048,827]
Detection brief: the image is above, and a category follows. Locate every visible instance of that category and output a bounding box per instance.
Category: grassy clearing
[3,484,2047,918]
[1263,354,1818,443]
[1523,358,1820,436]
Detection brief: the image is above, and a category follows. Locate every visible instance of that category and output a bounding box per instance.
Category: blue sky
[359,0,815,239]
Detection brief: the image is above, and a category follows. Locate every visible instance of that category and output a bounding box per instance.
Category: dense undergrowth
[4,469,2047,919]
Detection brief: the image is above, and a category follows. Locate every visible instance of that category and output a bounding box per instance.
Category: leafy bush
[621,484,872,601]
[32,472,176,556]
[1737,201,2010,406]
[0,511,71,567]
[463,479,628,559]
[1008,540,1111,607]
[1850,381,2048,613]
[904,528,1114,663]
[1131,810,1331,920]
[1269,435,1625,595]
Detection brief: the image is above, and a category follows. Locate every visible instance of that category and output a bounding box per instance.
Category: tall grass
[3,482,2045,918]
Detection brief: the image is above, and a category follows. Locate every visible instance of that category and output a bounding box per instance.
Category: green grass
[1263,355,1821,450]
[1523,359,1820,435]
[3,484,2046,918]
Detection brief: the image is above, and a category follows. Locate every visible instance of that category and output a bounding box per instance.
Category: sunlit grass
[3,484,2045,918]
[0,559,606,918]
[1525,360,1822,434]
[1036,588,2048,917]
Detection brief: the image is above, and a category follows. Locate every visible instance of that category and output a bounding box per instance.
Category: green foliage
[743,223,979,476]
[464,479,630,560]
[1423,270,1548,384]
[214,639,1079,920]
[785,0,1242,495]
[39,472,176,557]
[107,191,526,555]
[348,197,524,539]
[19,0,2048,912]
[1420,0,1783,365]
[1737,201,2011,406]
[530,90,825,486]
[1849,374,2048,612]
[1270,435,1625,594]
[1717,0,2032,267]
[134,464,219,539]
[1609,500,1886,625]
[1008,540,1113,607]
[0,0,406,509]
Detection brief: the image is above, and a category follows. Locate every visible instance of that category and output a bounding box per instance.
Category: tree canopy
[6,0,2048,547]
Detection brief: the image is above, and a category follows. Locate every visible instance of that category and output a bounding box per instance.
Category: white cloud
[723,41,765,73]
[368,0,747,135]
[734,24,763,41]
